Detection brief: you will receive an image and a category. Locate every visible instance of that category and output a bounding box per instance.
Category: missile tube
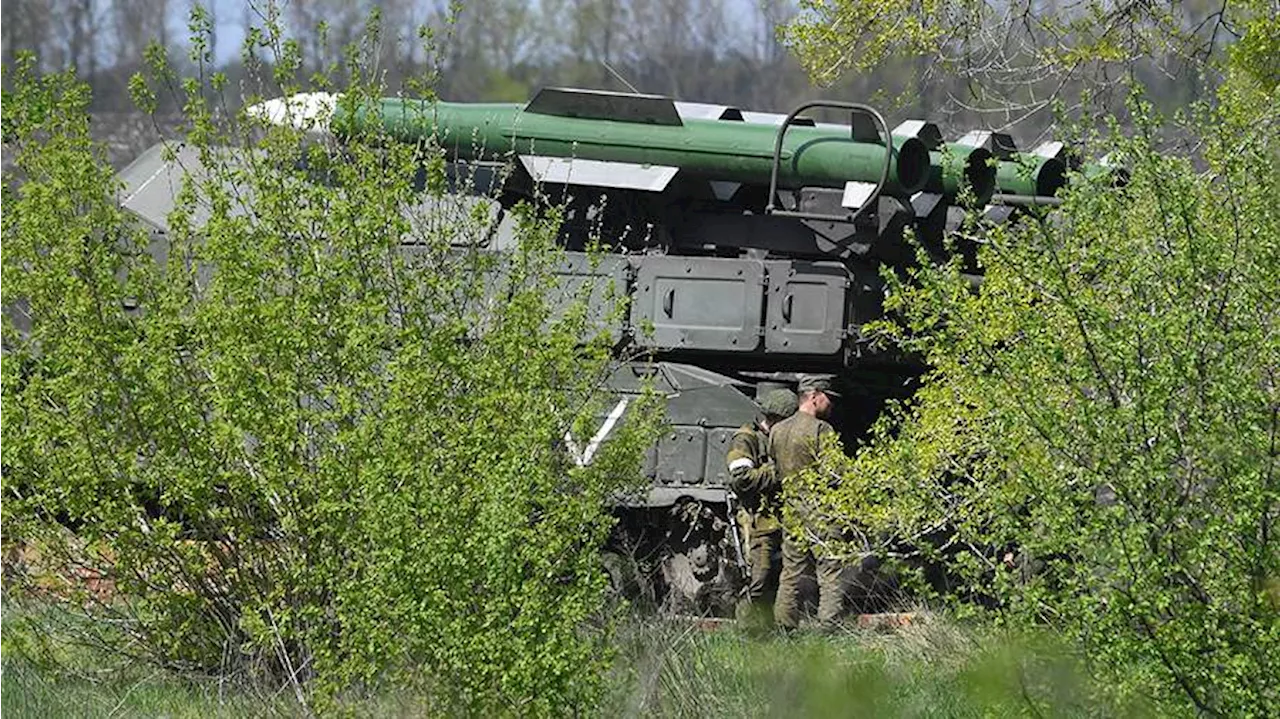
[337,98,931,196]
[995,153,1067,197]
[926,143,996,204]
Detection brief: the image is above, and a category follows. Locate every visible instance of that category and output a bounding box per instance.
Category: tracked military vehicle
[118,87,1106,614]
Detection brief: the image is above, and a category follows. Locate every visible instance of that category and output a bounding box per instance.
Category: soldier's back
[768,411,835,481]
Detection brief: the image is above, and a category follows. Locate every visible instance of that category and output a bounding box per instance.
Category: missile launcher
[122,87,1103,614]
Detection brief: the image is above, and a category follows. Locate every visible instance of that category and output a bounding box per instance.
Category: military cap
[797,374,842,398]
[758,388,798,418]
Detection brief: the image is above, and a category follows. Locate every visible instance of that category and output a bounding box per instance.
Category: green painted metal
[995,153,1066,197]
[933,144,996,203]
[335,98,930,195]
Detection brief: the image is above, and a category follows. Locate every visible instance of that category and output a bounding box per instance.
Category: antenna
[602,61,641,94]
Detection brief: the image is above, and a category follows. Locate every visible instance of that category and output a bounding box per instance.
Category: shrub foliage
[798,90,1280,713]
[2,17,657,714]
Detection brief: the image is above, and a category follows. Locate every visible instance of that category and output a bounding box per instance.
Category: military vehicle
[117,87,1109,615]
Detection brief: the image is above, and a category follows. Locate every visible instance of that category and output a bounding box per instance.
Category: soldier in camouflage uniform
[769,374,844,631]
[726,388,798,627]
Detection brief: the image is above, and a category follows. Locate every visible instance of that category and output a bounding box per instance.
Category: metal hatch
[847,263,887,328]
[649,426,708,485]
[764,260,851,355]
[630,256,765,352]
[702,427,738,487]
[549,252,630,344]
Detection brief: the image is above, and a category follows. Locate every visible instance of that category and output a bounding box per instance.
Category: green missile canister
[995,153,1067,197]
[333,88,930,196]
[891,136,995,204]
[930,144,996,204]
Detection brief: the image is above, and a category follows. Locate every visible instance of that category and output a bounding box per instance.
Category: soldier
[726,388,798,627]
[769,374,843,631]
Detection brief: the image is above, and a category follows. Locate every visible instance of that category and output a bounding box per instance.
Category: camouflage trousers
[735,509,782,601]
[745,528,782,602]
[734,511,782,631]
[773,533,844,630]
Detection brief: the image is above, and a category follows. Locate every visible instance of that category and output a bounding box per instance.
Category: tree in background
[2,8,659,714]
[8,0,1242,169]
[783,0,1278,134]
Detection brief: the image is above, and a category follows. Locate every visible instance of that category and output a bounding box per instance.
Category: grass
[1,659,285,719]
[0,651,442,718]
[603,615,1141,718]
[2,605,1146,718]
[1,603,290,717]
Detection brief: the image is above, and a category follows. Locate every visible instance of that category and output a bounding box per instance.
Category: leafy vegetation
[5,1,1280,716]
[2,11,659,714]
[786,14,1280,716]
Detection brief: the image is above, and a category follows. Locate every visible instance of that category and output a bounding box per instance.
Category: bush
[799,89,1280,713]
[2,14,658,714]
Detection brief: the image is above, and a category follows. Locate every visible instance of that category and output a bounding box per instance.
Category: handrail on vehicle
[764,101,891,225]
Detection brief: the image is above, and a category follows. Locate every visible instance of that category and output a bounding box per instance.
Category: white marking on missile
[246,92,340,131]
[674,102,741,121]
[520,156,678,192]
[1032,141,1066,159]
[894,119,928,137]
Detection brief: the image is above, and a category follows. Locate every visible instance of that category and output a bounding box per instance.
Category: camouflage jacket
[767,411,837,517]
[725,423,782,532]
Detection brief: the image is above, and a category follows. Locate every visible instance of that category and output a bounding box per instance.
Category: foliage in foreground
[1,16,657,714]
[796,78,1280,713]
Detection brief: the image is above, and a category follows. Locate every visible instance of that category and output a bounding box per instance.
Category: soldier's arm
[726,435,777,495]
[816,421,836,447]
[814,421,841,487]
[730,460,777,495]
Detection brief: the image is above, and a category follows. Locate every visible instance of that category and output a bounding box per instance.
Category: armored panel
[702,427,738,488]
[119,143,234,231]
[642,444,658,478]
[118,143,181,229]
[550,252,630,344]
[631,257,764,352]
[764,261,850,355]
[652,426,708,485]
[405,194,501,247]
[847,263,887,327]
[664,381,759,428]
